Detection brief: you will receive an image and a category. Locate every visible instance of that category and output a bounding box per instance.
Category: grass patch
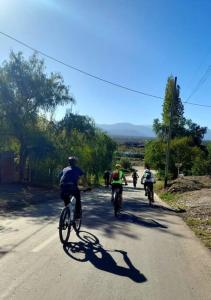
[154,181,164,192]
[186,217,211,249]
[160,192,178,203]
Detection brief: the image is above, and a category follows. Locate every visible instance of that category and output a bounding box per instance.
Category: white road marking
[31,232,58,253]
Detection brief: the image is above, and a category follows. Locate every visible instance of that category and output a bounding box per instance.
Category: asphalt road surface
[0,178,211,300]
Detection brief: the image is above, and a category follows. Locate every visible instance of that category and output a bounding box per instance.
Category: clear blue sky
[0,0,211,128]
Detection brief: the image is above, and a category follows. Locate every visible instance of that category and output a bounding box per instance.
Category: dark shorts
[60,184,81,216]
[144,182,153,192]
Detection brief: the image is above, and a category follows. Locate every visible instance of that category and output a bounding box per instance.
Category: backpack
[144,171,151,180]
[112,171,120,181]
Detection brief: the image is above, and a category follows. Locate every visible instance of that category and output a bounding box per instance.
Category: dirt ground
[161,177,211,249]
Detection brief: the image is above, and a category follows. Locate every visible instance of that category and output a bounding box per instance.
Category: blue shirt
[60,166,84,185]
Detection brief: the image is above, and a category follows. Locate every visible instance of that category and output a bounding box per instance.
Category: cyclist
[59,156,87,219]
[141,165,155,201]
[103,170,110,187]
[132,170,139,187]
[110,164,127,207]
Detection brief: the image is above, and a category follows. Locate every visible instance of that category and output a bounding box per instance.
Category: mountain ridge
[97,122,211,140]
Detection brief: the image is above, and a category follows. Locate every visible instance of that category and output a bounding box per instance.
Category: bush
[119,157,132,170]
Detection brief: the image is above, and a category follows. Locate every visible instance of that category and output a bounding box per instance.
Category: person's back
[132,171,139,179]
[110,164,127,206]
[143,169,152,182]
[141,166,155,200]
[103,170,110,187]
[60,156,84,217]
[60,165,84,186]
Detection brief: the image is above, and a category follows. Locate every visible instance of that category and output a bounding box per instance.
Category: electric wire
[1,30,211,108]
[185,66,211,102]
[0,31,163,100]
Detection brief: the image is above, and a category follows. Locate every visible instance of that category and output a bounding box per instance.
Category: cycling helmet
[68,156,77,165]
[115,164,121,168]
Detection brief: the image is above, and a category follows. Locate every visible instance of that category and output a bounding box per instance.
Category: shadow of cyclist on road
[63,231,147,283]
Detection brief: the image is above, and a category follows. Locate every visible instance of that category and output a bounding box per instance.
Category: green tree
[119,157,132,170]
[153,76,185,139]
[0,51,74,181]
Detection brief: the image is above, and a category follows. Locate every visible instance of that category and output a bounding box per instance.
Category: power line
[0,31,163,100]
[1,30,211,108]
[183,101,211,108]
[186,66,211,102]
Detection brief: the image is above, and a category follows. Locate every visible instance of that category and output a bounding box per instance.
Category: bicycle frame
[67,195,77,224]
[146,185,153,205]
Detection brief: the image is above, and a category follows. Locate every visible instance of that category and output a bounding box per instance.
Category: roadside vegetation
[144,76,211,179]
[146,76,211,249]
[0,51,116,186]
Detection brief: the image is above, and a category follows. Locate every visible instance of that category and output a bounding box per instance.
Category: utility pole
[164,76,177,188]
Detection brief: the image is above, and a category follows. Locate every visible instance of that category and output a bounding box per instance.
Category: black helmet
[68,156,77,165]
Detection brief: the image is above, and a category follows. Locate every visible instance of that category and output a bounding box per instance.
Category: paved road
[0,179,211,300]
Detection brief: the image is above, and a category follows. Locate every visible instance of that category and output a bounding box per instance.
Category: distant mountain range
[97,122,211,140]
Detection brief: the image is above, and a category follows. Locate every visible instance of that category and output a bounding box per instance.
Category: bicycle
[145,184,154,206]
[112,183,127,217]
[113,186,121,217]
[59,188,90,244]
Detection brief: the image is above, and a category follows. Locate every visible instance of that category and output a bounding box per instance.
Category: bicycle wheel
[147,187,152,206]
[59,206,71,244]
[114,192,120,217]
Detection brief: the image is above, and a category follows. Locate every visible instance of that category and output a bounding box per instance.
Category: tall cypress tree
[153,76,185,138]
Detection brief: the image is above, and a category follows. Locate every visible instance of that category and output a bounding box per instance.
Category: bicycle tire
[59,206,71,244]
[74,216,82,232]
[114,192,120,217]
[147,187,152,206]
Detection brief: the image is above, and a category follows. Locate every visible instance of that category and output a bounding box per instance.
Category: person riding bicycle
[103,170,110,187]
[132,170,139,186]
[141,165,155,201]
[59,156,87,219]
[110,164,127,207]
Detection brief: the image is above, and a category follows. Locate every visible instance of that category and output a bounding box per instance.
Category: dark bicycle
[112,183,127,217]
[59,188,90,244]
[145,184,154,206]
[113,186,121,217]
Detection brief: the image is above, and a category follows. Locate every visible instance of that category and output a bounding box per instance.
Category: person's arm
[78,168,90,188]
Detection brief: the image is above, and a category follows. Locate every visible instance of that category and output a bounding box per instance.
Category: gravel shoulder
[156,177,211,250]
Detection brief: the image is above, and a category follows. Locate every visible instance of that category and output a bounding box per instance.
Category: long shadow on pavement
[0,185,185,240]
[63,230,147,283]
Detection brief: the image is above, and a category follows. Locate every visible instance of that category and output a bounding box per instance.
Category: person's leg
[60,185,70,206]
